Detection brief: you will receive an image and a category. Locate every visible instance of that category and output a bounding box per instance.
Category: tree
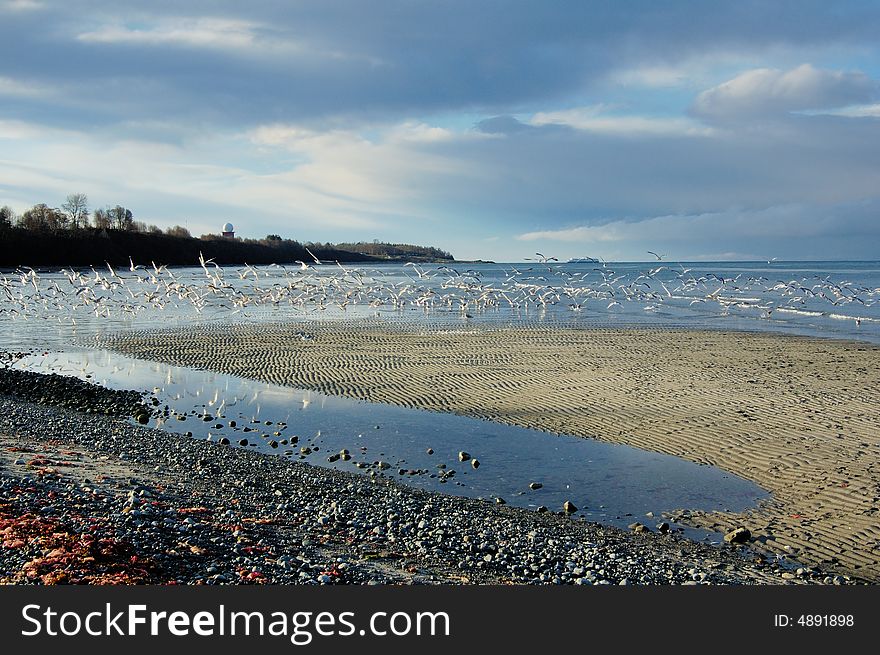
[61,193,89,229]
[45,207,68,231]
[165,225,191,238]
[0,205,14,229]
[92,208,111,230]
[18,203,66,231]
[107,205,134,230]
[19,204,46,230]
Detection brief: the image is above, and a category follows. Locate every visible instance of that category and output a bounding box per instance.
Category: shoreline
[0,392,818,585]
[94,321,880,581]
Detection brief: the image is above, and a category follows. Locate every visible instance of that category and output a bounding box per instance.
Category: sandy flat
[99,321,880,580]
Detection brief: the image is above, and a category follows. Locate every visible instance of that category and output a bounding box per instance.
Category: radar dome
[222,223,234,232]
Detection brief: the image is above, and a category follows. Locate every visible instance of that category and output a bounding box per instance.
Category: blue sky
[1,1,879,261]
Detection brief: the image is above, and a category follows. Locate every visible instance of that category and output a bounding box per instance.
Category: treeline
[313,241,453,261]
[0,196,455,268]
[0,196,191,238]
[0,228,381,268]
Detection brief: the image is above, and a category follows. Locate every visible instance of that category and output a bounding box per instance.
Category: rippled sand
[99,321,880,580]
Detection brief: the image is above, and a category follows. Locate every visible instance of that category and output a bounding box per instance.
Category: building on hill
[222,222,235,238]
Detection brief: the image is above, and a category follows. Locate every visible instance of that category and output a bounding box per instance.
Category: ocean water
[0,260,878,348]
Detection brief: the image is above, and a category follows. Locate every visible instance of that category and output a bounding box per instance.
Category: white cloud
[74,16,381,65]
[0,119,73,140]
[813,103,880,118]
[517,206,827,243]
[248,124,316,147]
[515,202,880,260]
[0,117,477,237]
[77,18,263,50]
[605,51,781,91]
[692,64,878,121]
[386,122,457,144]
[0,76,54,98]
[608,65,693,88]
[0,0,43,12]
[530,106,714,137]
[0,121,354,229]
[517,224,619,243]
[245,121,471,204]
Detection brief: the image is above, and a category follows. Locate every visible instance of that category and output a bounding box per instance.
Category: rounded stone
[724,527,751,544]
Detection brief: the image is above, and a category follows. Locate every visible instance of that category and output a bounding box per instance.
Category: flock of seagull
[0,253,877,331]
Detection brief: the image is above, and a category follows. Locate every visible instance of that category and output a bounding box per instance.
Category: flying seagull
[527,253,558,263]
[305,247,322,265]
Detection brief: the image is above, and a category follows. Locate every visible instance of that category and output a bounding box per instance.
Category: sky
[1,1,879,262]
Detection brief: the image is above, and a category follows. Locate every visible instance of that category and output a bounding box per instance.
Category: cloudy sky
[1,1,879,261]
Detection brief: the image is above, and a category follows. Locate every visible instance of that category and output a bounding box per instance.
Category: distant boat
[566,256,599,264]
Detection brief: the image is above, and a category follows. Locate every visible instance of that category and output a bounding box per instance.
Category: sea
[1,259,878,348]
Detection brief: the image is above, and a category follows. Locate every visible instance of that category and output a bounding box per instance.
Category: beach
[0,376,807,586]
[96,321,880,581]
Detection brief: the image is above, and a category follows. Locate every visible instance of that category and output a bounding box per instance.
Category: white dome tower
[222,222,235,238]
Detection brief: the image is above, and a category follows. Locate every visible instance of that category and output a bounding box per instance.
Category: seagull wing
[305,247,322,265]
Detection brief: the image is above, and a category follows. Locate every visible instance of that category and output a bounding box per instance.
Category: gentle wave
[775,308,825,317]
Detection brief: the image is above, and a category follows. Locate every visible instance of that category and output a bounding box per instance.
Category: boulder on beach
[724,527,751,544]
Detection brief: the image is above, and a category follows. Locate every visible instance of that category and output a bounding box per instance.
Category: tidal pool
[13,349,769,542]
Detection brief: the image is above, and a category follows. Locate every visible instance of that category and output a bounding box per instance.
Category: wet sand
[98,321,880,580]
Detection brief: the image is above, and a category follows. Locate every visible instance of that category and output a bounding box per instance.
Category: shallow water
[1,260,877,350]
[12,349,769,542]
